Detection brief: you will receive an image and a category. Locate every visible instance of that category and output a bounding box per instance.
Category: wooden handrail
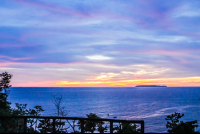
[0,116,145,133]
[0,116,144,122]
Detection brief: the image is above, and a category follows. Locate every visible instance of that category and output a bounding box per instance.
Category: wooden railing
[0,116,144,133]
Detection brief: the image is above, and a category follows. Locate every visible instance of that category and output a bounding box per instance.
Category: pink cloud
[0,55,30,61]
[0,61,114,67]
[16,0,91,18]
[0,43,31,47]
[12,77,200,87]
[0,62,15,67]
[13,80,60,87]
[169,29,200,39]
[0,32,27,42]
[120,49,200,58]
[0,33,19,40]
[120,0,175,29]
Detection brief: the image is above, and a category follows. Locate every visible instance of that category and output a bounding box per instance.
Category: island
[135,85,167,87]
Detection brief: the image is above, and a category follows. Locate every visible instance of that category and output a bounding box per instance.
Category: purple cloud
[1,0,200,86]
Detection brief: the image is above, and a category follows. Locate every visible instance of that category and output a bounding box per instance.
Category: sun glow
[56,77,200,87]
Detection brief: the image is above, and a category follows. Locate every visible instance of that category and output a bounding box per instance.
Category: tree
[113,122,141,133]
[52,94,69,117]
[0,72,44,133]
[0,71,12,94]
[165,112,199,133]
[78,113,108,133]
[51,94,71,133]
[0,72,12,116]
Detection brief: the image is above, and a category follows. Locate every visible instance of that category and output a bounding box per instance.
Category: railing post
[110,121,113,133]
[53,118,56,133]
[80,119,84,133]
[24,117,27,133]
[0,116,144,133]
[141,121,144,133]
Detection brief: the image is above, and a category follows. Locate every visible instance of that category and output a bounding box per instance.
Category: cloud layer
[1,0,200,86]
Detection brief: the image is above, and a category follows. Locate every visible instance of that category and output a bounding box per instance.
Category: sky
[1,0,200,87]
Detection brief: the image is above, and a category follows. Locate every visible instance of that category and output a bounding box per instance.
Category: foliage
[0,72,44,133]
[78,113,108,133]
[0,72,12,132]
[0,71,12,94]
[114,122,141,133]
[51,94,73,133]
[0,72,140,133]
[0,72,12,116]
[52,94,69,117]
[2,71,200,133]
[165,112,199,133]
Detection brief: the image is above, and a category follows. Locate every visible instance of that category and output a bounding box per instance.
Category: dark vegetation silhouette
[165,112,199,133]
[113,122,141,133]
[77,113,108,133]
[0,71,199,133]
[0,72,45,133]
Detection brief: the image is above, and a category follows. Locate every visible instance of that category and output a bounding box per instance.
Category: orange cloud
[87,73,119,81]
[11,76,200,87]
[56,77,200,87]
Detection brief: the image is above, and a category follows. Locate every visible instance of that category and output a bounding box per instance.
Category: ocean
[7,87,200,133]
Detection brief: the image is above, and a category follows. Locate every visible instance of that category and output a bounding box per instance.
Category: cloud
[15,0,91,18]
[56,77,200,87]
[1,0,200,86]
[86,55,113,61]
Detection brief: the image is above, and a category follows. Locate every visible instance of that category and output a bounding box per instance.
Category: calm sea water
[7,87,200,133]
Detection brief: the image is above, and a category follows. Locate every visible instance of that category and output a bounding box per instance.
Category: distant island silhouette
[135,85,167,87]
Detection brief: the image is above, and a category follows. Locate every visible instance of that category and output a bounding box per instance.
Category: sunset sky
[1,0,200,87]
